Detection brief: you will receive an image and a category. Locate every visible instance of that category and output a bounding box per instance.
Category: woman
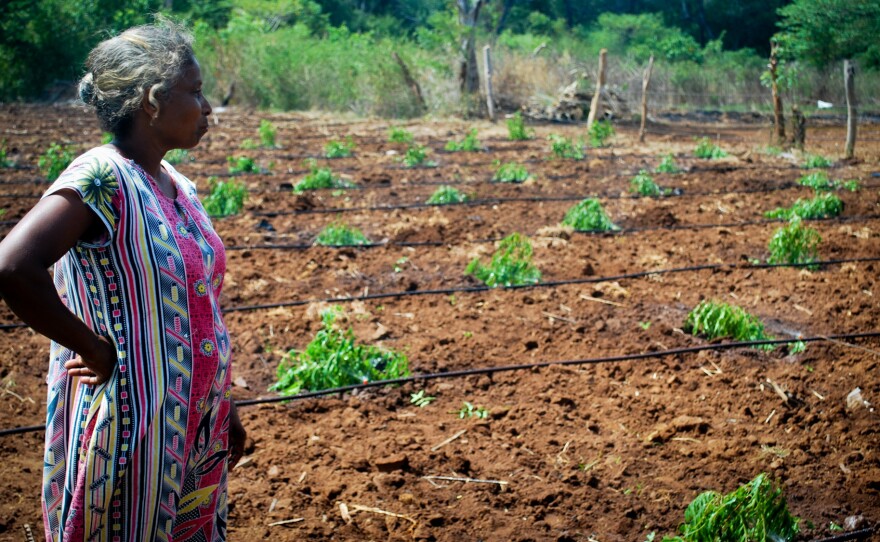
[0,20,246,542]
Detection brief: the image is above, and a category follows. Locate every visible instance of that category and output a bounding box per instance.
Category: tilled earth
[0,104,879,541]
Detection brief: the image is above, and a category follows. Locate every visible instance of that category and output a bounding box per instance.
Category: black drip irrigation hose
[1,331,878,438]
[809,527,876,542]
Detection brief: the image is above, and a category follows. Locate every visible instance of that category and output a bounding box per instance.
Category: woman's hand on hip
[64,335,117,386]
[228,402,247,470]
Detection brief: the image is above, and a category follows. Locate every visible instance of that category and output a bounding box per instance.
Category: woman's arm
[0,190,116,385]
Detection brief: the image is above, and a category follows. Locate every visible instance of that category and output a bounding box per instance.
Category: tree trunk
[457,0,485,97]
[392,52,427,114]
[843,59,857,159]
[586,49,608,129]
[790,105,806,152]
[494,0,515,36]
[483,45,495,121]
[769,41,785,146]
[638,55,654,143]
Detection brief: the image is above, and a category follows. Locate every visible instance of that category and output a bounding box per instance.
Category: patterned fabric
[41,147,233,542]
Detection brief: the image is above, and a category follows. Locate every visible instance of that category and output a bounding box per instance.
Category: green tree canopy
[777,0,880,67]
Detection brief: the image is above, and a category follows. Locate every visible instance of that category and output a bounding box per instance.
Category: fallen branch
[422,475,508,487]
[268,518,305,527]
[431,429,467,452]
[542,311,577,324]
[350,504,417,524]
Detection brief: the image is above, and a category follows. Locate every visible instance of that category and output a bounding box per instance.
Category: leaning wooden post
[586,48,607,128]
[392,52,427,114]
[790,105,806,151]
[483,45,495,121]
[638,55,654,143]
[769,40,786,146]
[843,59,857,159]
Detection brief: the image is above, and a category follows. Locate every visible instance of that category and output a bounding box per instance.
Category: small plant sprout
[457,401,489,419]
[768,217,821,268]
[507,111,533,141]
[445,128,482,152]
[227,155,259,175]
[426,185,469,205]
[203,176,248,217]
[401,144,436,168]
[393,257,408,273]
[324,137,356,158]
[788,340,807,355]
[685,300,775,350]
[588,120,615,147]
[315,221,370,246]
[829,522,844,532]
[465,232,542,288]
[259,119,277,148]
[164,148,192,165]
[39,142,76,181]
[294,159,355,193]
[655,154,681,174]
[638,321,651,331]
[410,390,436,408]
[660,473,799,542]
[694,137,727,159]
[270,306,410,396]
[764,193,843,220]
[561,198,618,231]
[388,126,414,144]
[841,179,860,191]
[802,153,831,168]
[492,161,532,183]
[548,134,585,160]
[630,170,666,197]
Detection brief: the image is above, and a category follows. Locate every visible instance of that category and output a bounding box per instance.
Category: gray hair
[78,19,195,135]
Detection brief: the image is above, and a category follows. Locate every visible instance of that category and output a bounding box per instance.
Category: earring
[150,113,159,126]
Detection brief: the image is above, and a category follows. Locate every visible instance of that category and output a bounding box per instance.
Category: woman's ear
[141,84,161,124]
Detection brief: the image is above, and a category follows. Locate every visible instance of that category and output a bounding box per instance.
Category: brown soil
[1,104,879,541]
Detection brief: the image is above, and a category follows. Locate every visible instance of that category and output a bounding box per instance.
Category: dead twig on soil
[422,475,508,487]
[766,378,792,404]
[349,504,417,525]
[542,311,577,324]
[268,518,305,527]
[430,429,467,452]
[579,294,624,307]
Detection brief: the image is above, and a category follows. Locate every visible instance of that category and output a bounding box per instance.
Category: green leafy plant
[164,148,192,165]
[227,155,259,174]
[661,473,799,542]
[393,257,408,273]
[445,128,482,152]
[788,341,807,355]
[426,185,469,205]
[797,171,835,191]
[638,321,652,331]
[492,161,532,183]
[401,144,436,168]
[548,134,585,160]
[465,232,541,288]
[239,138,259,150]
[829,522,843,532]
[203,176,247,217]
[768,217,821,268]
[100,132,113,145]
[294,160,355,193]
[684,300,775,350]
[325,137,356,158]
[457,401,489,419]
[694,137,727,159]
[388,126,414,144]
[763,145,783,156]
[507,111,533,141]
[270,307,410,396]
[841,179,860,191]
[410,390,436,408]
[259,119,277,148]
[561,198,618,231]
[802,153,831,168]
[314,221,370,246]
[0,140,11,168]
[764,193,843,220]
[588,120,615,147]
[630,170,667,196]
[39,142,76,181]
[656,154,682,174]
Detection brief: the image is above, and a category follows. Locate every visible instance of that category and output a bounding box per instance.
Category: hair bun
[78,72,97,105]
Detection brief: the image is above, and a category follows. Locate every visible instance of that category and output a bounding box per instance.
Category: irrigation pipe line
[1,331,878,438]
[808,527,876,542]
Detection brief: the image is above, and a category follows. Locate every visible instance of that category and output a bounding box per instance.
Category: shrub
[445,128,482,152]
[803,153,831,168]
[227,155,259,174]
[426,186,469,205]
[588,120,615,147]
[662,473,799,542]
[325,137,356,158]
[315,221,370,246]
[693,137,727,159]
[630,170,665,196]
[164,149,192,165]
[656,154,681,174]
[270,307,410,396]
[797,171,835,191]
[39,142,76,181]
[388,126,414,144]
[507,111,533,141]
[548,134,585,160]
[401,144,436,168]
[203,176,247,217]
[492,162,532,183]
[561,198,618,231]
[259,119,277,148]
[764,193,843,220]
[294,161,354,193]
[466,232,541,287]
[684,300,775,350]
[767,217,821,268]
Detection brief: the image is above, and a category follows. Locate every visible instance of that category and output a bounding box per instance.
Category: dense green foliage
[506,112,533,141]
[258,119,277,148]
[324,137,355,158]
[693,137,727,159]
[388,127,414,144]
[655,154,681,174]
[588,120,615,148]
[426,185,468,205]
[445,129,482,152]
[203,177,248,216]
[314,221,370,246]
[38,142,76,181]
[295,161,354,193]
[227,155,259,174]
[764,193,843,220]
[401,144,436,167]
[777,0,880,67]
[662,473,799,542]
[797,171,834,191]
[802,154,831,169]
[767,217,821,268]
[630,170,666,197]
[685,300,775,350]
[492,162,531,183]
[561,199,618,231]
[270,307,410,396]
[548,134,585,160]
[466,232,541,288]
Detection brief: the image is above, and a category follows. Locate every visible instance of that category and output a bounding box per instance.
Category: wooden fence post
[638,55,654,143]
[586,49,607,128]
[770,40,786,146]
[392,52,427,114]
[844,59,857,159]
[483,45,495,121]
[790,105,806,151]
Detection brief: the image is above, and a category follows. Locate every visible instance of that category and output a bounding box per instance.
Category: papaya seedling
[465,232,541,288]
[767,217,820,268]
[259,119,277,148]
[456,401,489,419]
[239,138,259,150]
[410,390,435,408]
[802,153,831,168]
[694,137,727,159]
[426,185,469,205]
[325,137,356,158]
[630,170,667,197]
[492,161,531,183]
[655,154,681,174]
[445,128,482,152]
[227,155,259,174]
[388,126,414,144]
[38,142,76,181]
[203,176,248,217]
[548,134,585,160]
[507,111,533,141]
[684,300,775,350]
[294,159,355,193]
[164,148,192,165]
[561,198,618,231]
[797,171,835,191]
[764,193,843,220]
[401,144,436,168]
[314,221,370,246]
[588,120,615,147]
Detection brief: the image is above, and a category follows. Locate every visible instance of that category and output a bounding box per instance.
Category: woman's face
[154,59,212,150]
